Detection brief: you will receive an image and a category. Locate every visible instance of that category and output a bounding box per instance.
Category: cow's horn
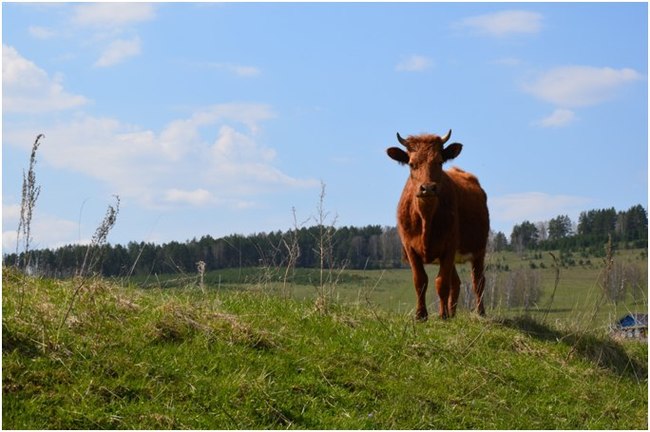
[440,129,452,144]
[396,132,408,147]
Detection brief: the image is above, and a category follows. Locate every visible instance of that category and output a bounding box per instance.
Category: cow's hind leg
[471,253,486,316]
[448,266,461,317]
[435,256,455,319]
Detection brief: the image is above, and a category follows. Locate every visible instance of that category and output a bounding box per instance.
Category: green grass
[3,268,647,429]
[154,248,646,329]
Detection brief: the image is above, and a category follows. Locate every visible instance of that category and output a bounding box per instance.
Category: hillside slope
[2,269,647,429]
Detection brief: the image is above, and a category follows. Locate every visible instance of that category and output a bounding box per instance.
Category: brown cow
[387,129,489,320]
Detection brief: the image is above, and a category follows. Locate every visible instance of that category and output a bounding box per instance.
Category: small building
[610,313,648,341]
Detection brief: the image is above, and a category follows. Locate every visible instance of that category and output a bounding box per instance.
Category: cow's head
[387,130,462,213]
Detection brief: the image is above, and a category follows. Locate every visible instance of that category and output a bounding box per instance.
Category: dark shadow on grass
[496,315,647,381]
[2,323,41,358]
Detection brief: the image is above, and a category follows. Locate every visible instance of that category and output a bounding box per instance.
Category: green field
[135,248,648,329]
[2,266,647,429]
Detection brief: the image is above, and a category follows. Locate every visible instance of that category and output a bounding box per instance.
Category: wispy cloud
[491,192,591,225]
[164,188,214,206]
[71,3,155,28]
[534,108,576,128]
[28,25,57,39]
[1,204,22,252]
[94,37,141,68]
[2,44,88,113]
[206,62,261,77]
[4,101,318,210]
[455,10,542,37]
[396,55,433,72]
[2,204,79,253]
[70,3,154,67]
[523,66,643,108]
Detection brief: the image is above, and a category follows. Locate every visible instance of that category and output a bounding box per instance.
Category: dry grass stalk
[312,181,342,314]
[281,206,303,296]
[59,196,121,337]
[79,195,120,277]
[16,134,44,271]
[542,252,561,323]
[196,260,206,293]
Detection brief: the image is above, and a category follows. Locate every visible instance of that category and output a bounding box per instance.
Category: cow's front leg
[406,250,428,321]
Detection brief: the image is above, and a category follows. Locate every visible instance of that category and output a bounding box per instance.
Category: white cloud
[25,116,157,201]
[455,10,542,37]
[396,55,433,72]
[72,3,155,28]
[2,203,22,254]
[4,103,317,210]
[534,108,576,128]
[2,231,19,256]
[2,203,79,253]
[28,25,57,39]
[212,125,276,163]
[230,65,261,77]
[94,37,141,67]
[157,103,276,160]
[2,44,88,113]
[164,188,214,206]
[523,66,643,108]
[2,204,21,230]
[69,4,154,67]
[490,192,591,224]
[206,62,261,77]
[206,125,318,195]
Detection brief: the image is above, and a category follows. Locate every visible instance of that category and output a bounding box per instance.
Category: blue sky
[2,2,648,253]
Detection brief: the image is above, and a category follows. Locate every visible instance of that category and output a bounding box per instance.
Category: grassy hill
[2,268,647,429]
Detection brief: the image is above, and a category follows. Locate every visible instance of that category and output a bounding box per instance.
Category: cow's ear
[442,143,462,162]
[387,147,409,165]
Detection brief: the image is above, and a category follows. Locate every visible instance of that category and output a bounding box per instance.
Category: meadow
[135,248,648,330]
[4,249,646,429]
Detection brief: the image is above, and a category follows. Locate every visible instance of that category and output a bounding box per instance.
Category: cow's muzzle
[417,182,438,198]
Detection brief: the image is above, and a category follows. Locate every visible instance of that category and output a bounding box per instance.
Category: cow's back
[447,167,489,256]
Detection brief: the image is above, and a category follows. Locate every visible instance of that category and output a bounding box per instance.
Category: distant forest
[4,204,647,278]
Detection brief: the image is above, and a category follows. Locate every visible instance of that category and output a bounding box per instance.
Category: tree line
[5,225,403,278]
[4,204,646,278]
[500,204,647,255]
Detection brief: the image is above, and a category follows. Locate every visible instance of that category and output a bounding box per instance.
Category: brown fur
[387,131,489,320]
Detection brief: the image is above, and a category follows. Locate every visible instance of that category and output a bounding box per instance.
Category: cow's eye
[408,162,415,169]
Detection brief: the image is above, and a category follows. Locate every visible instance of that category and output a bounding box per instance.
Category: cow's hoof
[415,312,428,322]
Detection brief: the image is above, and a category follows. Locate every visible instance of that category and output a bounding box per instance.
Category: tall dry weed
[16,134,44,272]
[312,182,346,314]
[59,195,120,337]
[78,195,120,277]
